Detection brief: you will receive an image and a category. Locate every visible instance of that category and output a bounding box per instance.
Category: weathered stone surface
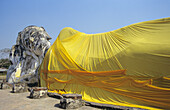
[60,94,85,109]
[12,82,28,93]
[29,87,47,99]
[60,98,85,109]
[6,26,51,84]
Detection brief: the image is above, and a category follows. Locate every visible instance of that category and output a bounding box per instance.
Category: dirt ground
[0,89,100,110]
[0,75,100,110]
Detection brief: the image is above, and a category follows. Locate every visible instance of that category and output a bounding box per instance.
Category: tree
[0,58,11,69]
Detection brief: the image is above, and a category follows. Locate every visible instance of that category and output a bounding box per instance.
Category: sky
[0,0,170,50]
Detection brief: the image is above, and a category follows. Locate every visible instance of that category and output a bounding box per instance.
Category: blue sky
[0,0,170,49]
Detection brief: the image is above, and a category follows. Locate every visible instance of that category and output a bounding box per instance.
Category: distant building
[0,68,7,74]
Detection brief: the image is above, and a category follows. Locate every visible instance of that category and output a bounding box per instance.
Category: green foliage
[0,58,11,69]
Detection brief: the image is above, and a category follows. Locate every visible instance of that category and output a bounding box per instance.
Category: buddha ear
[40,26,52,40]
[29,37,34,43]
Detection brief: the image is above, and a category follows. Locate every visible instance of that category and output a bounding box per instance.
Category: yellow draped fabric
[40,17,170,110]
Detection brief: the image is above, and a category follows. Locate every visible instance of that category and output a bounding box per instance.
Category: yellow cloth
[40,17,170,110]
[15,63,21,78]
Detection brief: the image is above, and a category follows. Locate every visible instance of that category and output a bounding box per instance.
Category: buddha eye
[31,34,35,38]
[30,31,33,36]
[39,35,42,38]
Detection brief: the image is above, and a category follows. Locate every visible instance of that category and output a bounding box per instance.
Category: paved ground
[0,89,100,110]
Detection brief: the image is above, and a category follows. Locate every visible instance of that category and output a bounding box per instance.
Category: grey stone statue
[6,26,51,84]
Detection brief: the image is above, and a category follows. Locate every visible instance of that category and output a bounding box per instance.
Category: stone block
[0,82,12,89]
[29,87,47,99]
[48,92,63,99]
[62,94,82,99]
[60,94,85,109]
[12,82,28,93]
[0,79,12,89]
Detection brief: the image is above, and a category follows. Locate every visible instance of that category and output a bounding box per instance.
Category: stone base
[0,79,12,89]
[62,94,82,99]
[48,92,63,99]
[0,82,12,89]
[29,87,47,99]
[60,98,85,109]
[12,82,28,93]
[60,94,85,109]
